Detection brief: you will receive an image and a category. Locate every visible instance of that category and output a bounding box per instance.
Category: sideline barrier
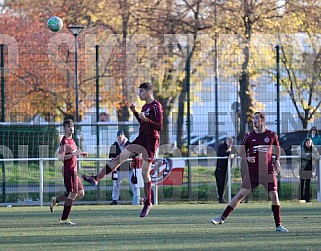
[0,155,319,206]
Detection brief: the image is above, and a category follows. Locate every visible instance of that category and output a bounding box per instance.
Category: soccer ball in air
[47,16,63,32]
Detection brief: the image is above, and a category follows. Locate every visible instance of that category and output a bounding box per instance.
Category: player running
[82,82,163,217]
[50,119,88,225]
[211,112,288,232]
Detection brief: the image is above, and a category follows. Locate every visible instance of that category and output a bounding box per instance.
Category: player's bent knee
[68,192,77,200]
[142,169,150,179]
[143,178,150,183]
[77,190,85,199]
[269,191,279,203]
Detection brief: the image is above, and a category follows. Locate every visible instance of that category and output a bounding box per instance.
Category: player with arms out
[50,119,88,225]
[82,82,163,217]
[211,112,288,232]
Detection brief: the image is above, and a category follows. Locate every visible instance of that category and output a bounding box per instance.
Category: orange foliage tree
[0,4,124,122]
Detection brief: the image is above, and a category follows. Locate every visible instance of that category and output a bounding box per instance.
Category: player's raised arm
[130,103,142,123]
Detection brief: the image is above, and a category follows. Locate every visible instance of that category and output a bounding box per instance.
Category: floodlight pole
[1,44,5,122]
[68,25,84,123]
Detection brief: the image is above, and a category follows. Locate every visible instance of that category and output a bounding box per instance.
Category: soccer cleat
[211,217,224,225]
[276,225,288,232]
[139,203,152,218]
[81,174,98,186]
[50,197,57,213]
[59,218,77,226]
[110,200,118,205]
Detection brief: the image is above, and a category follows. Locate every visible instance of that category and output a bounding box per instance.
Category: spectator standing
[304,126,321,177]
[215,137,236,203]
[306,126,321,146]
[299,138,319,203]
[109,130,142,205]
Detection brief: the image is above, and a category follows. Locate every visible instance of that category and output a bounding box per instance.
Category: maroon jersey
[134,100,163,138]
[59,136,78,173]
[241,129,280,173]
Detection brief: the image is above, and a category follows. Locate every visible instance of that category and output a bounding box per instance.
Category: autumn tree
[1,0,130,121]
[275,1,321,129]
[212,0,291,141]
[0,12,75,121]
[132,0,216,147]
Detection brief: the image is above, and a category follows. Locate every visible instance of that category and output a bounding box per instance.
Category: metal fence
[1,41,321,143]
[1,37,321,206]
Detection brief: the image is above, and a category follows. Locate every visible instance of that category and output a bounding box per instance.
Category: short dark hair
[139,82,153,90]
[254,112,266,119]
[117,130,124,136]
[63,119,74,127]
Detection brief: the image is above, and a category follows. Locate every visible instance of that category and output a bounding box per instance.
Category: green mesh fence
[0,125,60,159]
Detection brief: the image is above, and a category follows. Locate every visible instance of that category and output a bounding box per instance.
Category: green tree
[214,0,290,141]
[275,1,321,129]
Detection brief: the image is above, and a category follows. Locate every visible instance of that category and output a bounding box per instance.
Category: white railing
[1,155,320,206]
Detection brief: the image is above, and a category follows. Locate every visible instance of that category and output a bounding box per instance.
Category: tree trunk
[238,12,254,142]
[238,71,253,142]
[157,96,170,146]
[176,81,187,149]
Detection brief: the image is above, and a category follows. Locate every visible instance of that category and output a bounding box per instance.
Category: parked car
[195,135,216,145]
[182,135,228,155]
[208,136,230,151]
[279,130,308,156]
[182,136,203,145]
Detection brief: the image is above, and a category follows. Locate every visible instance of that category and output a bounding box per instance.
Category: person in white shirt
[109,130,143,205]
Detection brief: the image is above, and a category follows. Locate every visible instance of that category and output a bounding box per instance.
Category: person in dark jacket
[303,126,321,177]
[215,137,236,203]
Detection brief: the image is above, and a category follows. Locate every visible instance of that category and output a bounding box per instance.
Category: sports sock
[271,205,282,227]
[144,181,152,205]
[221,205,234,221]
[61,198,73,220]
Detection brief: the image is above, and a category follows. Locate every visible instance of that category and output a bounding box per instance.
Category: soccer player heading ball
[82,82,163,217]
[211,112,288,232]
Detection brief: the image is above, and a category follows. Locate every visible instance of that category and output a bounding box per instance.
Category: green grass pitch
[0,202,320,251]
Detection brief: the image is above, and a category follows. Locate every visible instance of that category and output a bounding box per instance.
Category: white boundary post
[153,183,158,205]
[227,157,232,203]
[39,159,44,207]
[317,157,321,202]
[154,159,158,205]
